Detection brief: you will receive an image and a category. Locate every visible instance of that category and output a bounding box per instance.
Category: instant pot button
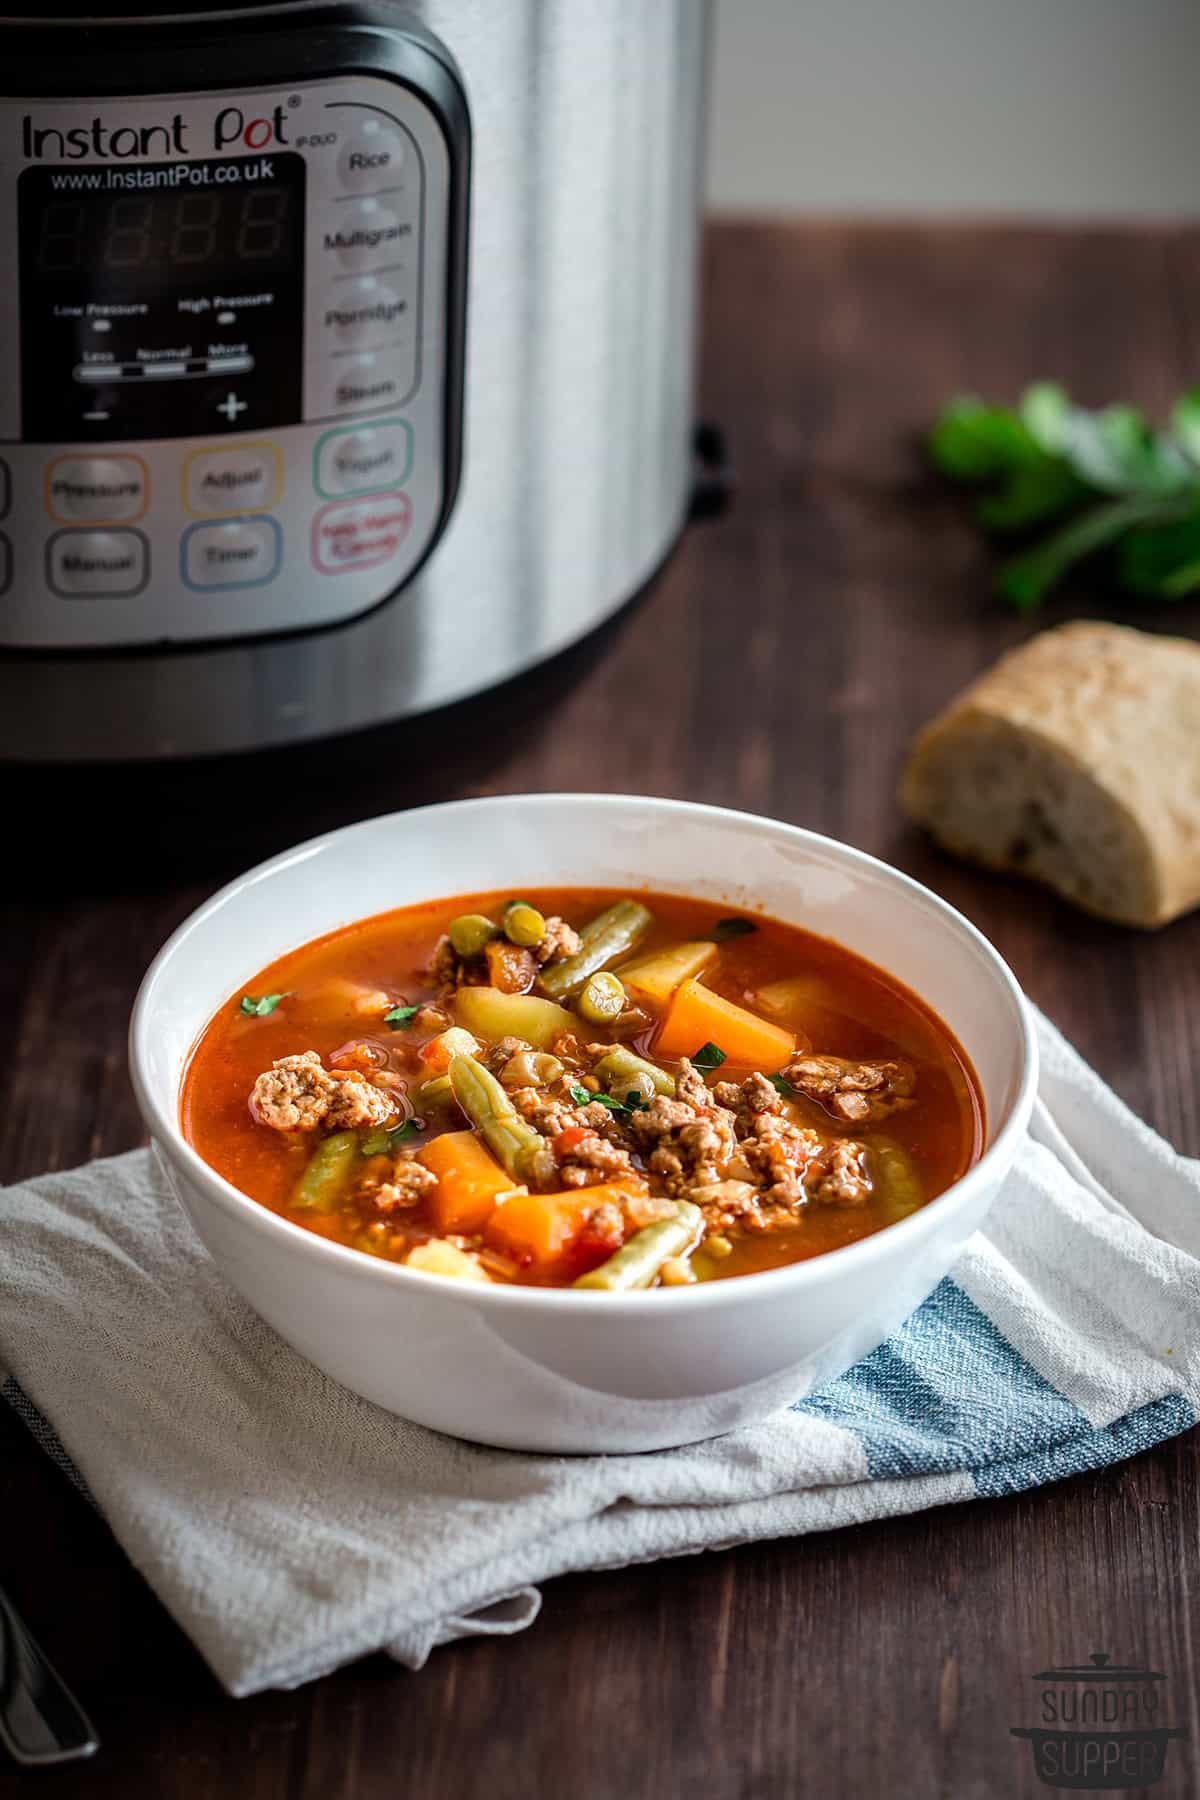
[0,459,9,521]
[0,533,10,596]
[181,517,282,590]
[321,348,416,417]
[183,443,282,517]
[322,275,410,350]
[323,197,411,271]
[311,492,412,574]
[336,119,407,192]
[315,421,413,497]
[46,529,148,597]
[45,455,147,524]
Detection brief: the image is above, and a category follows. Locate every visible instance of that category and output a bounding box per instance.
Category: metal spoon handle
[0,1583,98,1766]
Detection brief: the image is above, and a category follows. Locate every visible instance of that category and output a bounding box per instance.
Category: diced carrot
[486,1182,641,1272]
[552,1126,592,1158]
[418,1130,521,1234]
[655,978,796,1071]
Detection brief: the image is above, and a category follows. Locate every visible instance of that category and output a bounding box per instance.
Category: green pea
[578,970,627,1024]
[504,902,546,948]
[448,913,500,958]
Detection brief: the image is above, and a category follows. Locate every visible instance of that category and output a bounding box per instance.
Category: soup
[181,888,984,1290]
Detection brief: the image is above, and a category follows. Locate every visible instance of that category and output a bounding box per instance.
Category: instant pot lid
[1032,1653,1166,1683]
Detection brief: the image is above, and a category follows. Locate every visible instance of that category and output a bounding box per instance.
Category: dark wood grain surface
[3,220,1199,1799]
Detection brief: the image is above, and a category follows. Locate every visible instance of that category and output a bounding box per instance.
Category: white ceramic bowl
[130,794,1037,1453]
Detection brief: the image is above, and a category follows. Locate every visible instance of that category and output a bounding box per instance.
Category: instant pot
[0,1,713,759]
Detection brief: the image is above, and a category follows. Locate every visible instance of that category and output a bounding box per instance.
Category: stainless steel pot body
[0,0,708,759]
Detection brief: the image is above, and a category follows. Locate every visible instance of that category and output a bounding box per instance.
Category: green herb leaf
[692,1041,727,1070]
[622,1090,649,1112]
[1118,503,1200,596]
[928,396,1039,481]
[998,494,1191,610]
[1063,405,1192,498]
[767,1073,795,1096]
[710,917,757,942]
[930,383,1200,608]
[569,1082,642,1117]
[383,1003,419,1028]
[240,992,289,1017]
[1170,389,1200,464]
[359,1119,422,1156]
[1020,382,1072,455]
[973,456,1084,534]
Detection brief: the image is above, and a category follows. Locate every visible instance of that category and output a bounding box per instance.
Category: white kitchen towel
[2,1007,1198,1696]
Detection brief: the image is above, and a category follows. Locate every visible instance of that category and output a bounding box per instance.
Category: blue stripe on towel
[975,1392,1194,1497]
[794,1279,1194,1490]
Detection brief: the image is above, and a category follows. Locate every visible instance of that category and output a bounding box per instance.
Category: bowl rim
[129,792,1039,1315]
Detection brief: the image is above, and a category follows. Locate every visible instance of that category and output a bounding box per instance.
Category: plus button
[217,391,248,422]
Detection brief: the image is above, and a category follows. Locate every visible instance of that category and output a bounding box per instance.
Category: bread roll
[901,621,1200,927]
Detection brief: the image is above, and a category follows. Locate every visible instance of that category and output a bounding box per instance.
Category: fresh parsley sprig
[568,1083,646,1116]
[383,1003,419,1028]
[239,992,289,1017]
[929,382,1200,608]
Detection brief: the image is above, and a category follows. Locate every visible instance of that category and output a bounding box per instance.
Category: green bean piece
[578,970,627,1024]
[538,900,653,999]
[448,1055,556,1187]
[504,902,546,948]
[358,1129,394,1157]
[414,1073,456,1109]
[292,1132,359,1212]
[873,1141,925,1222]
[574,1201,702,1291]
[449,912,501,958]
[593,1045,675,1098]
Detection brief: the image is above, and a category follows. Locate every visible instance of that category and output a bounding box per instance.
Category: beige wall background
[707,0,1199,216]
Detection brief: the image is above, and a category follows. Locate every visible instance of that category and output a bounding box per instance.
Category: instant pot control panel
[0,39,467,649]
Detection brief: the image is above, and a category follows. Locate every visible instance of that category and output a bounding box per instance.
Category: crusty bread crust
[901,621,1200,928]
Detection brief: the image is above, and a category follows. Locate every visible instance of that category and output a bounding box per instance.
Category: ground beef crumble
[428,936,461,989]
[484,1034,534,1075]
[250,1051,397,1134]
[503,1055,876,1220]
[629,1070,739,1198]
[784,1054,915,1124]
[533,915,581,965]
[369,1156,438,1212]
[556,1132,638,1188]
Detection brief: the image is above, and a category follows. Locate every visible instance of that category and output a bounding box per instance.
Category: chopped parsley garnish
[768,1072,795,1096]
[359,1119,423,1156]
[691,1041,727,1070]
[239,992,289,1017]
[569,1083,645,1116]
[383,1003,420,1028]
[709,917,757,942]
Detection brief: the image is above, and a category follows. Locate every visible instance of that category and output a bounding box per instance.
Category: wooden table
[4,221,1199,1799]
